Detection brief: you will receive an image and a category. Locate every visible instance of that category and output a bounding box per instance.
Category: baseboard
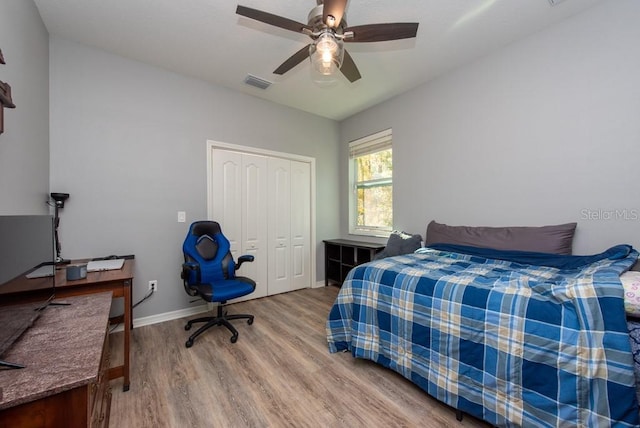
[116,284,327,332]
[110,303,210,332]
[135,304,211,328]
[312,280,326,289]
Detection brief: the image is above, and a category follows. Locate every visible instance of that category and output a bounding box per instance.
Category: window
[349,129,392,236]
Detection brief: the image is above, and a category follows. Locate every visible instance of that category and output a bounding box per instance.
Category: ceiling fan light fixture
[235,2,419,85]
[309,31,344,85]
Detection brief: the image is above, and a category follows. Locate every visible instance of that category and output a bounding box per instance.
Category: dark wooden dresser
[0,292,113,427]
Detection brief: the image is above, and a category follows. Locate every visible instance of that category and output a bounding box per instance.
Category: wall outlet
[148,280,157,293]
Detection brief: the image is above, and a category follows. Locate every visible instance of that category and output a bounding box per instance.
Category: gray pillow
[373,230,422,260]
[425,220,577,255]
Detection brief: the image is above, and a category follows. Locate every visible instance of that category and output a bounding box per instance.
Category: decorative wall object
[0,49,16,135]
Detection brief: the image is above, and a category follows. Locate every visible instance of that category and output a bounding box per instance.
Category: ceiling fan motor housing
[308,4,346,35]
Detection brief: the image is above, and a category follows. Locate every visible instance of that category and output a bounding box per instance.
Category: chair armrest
[181,262,201,296]
[235,255,254,270]
[181,262,200,281]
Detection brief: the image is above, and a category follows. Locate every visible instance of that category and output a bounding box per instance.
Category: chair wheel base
[184,308,254,348]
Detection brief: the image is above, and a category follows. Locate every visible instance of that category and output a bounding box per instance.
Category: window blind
[349,129,392,158]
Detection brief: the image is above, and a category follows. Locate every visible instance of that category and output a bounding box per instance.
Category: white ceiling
[33,0,604,121]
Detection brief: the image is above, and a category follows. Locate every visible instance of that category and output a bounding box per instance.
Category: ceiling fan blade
[274,44,311,75]
[236,5,311,34]
[340,50,361,83]
[323,0,348,28]
[344,23,419,43]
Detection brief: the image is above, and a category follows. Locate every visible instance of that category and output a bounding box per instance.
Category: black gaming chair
[181,221,255,346]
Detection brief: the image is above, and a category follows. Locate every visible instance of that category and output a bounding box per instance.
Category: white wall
[0,0,49,214]
[49,38,340,318]
[340,0,640,255]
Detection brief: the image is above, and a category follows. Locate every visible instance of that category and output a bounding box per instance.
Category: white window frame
[348,128,393,237]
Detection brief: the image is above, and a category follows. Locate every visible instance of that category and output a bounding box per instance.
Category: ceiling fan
[236,0,419,83]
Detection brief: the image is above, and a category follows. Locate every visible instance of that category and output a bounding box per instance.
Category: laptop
[26,264,55,279]
[86,259,125,272]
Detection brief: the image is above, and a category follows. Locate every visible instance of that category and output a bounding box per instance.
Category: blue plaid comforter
[327,244,640,427]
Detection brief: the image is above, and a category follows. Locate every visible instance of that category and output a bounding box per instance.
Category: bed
[326,222,640,427]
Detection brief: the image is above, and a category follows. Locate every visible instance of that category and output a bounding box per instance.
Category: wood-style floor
[108,286,490,427]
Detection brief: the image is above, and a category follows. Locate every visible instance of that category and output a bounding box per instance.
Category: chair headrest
[192,221,222,237]
[195,235,218,260]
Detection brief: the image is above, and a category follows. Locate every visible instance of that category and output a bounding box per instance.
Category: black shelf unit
[323,239,385,286]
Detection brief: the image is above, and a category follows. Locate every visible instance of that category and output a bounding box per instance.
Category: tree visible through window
[349,129,392,235]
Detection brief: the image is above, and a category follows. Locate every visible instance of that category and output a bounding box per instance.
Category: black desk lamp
[50,192,70,265]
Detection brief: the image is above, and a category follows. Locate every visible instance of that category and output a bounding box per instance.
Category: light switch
[177,211,186,223]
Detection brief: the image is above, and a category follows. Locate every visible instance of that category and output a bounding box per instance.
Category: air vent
[244,74,272,90]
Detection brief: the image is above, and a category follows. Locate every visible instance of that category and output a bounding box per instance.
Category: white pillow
[620,271,640,317]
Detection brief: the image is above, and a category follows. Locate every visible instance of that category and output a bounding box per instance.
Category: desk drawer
[90,327,111,427]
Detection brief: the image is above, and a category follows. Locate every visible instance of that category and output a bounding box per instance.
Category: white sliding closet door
[209,143,314,298]
[267,158,311,294]
[210,150,268,299]
[210,150,242,257]
[290,160,310,291]
[267,157,291,295]
[240,154,268,298]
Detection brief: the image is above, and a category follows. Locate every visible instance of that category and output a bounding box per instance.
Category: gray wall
[0,0,49,214]
[8,0,639,323]
[49,38,340,319]
[340,0,640,255]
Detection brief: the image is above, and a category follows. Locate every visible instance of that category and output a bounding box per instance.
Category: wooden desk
[54,260,134,392]
[3,260,135,392]
[0,293,113,427]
